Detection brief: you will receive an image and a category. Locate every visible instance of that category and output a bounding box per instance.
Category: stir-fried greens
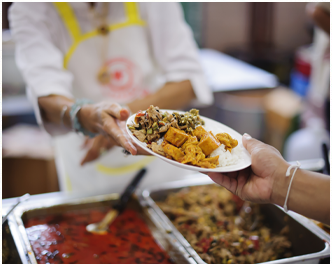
[157,185,292,264]
[127,105,204,143]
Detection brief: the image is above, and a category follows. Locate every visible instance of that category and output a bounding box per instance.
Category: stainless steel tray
[137,176,330,264]
[2,219,22,264]
[10,193,196,264]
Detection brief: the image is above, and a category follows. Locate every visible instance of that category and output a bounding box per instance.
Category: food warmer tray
[9,193,197,264]
[137,175,330,264]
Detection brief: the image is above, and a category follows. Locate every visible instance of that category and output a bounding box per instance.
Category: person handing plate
[10,3,213,193]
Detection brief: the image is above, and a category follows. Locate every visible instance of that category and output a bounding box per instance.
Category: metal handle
[114,168,147,213]
[2,193,30,225]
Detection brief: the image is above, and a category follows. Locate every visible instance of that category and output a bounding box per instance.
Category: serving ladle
[86,168,147,234]
[235,201,259,231]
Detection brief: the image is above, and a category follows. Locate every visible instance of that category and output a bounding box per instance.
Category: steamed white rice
[210,144,242,167]
[208,126,242,167]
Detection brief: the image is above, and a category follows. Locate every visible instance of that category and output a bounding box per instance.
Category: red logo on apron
[100,58,144,101]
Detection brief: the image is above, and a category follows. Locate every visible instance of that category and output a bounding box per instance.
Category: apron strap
[53,2,145,69]
[124,2,143,23]
[53,3,81,43]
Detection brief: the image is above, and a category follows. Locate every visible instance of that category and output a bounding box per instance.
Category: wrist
[77,104,98,133]
[270,160,291,206]
[69,99,97,138]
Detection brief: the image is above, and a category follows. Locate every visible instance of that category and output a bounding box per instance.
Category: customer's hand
[207,134,289,204]
[78,102,138,155]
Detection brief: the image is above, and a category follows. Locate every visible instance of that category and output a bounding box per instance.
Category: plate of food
[126,105,251,172]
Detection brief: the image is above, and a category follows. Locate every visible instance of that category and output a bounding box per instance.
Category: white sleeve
[144,3,213,107]
[9,3,74,135]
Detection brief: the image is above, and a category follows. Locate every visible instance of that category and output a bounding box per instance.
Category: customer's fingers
[208,172,239,195]
[242,133,265,155]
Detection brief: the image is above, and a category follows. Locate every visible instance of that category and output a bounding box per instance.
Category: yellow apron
[52,3,196,194]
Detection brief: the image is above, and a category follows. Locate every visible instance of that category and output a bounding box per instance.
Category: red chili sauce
[24,208,172,264]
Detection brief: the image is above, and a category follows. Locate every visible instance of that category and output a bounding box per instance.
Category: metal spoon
[235,201,259,231]
[2,193,30,225]
[86,168,147,234]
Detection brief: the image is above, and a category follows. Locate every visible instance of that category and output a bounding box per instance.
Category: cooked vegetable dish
[128,106,239,168]
[157,185,292,264]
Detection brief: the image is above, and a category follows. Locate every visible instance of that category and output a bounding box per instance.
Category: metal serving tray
[138,175,330,264]
[10,193,196,264]
[2,219,22,264]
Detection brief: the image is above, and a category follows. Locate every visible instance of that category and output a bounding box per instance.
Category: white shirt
[9,2,213,136]
[9,3,213,194]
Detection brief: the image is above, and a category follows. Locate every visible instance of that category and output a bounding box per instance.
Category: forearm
[38,95,74,128]
[38,95,135,153]
[272,169,330,224]
[127,80,195,113]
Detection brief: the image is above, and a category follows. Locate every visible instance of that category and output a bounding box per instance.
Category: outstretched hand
[78,102,139,155]
[79,103,151,165]
[207,134,289,204]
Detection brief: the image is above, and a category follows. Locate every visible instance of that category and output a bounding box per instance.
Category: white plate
[126,110,251,172]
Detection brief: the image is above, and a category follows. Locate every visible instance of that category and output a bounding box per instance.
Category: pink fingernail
[243,133,252,139]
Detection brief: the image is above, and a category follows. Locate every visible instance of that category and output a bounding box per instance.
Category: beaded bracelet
[69,99,97,138]
[60,105,68,128]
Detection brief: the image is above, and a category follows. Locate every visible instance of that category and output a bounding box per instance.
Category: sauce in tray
[24,209,172,264]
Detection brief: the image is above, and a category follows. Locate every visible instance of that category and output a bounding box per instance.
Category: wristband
[283,161,301,212]
[69,99,97,138]
[60,105,68,128]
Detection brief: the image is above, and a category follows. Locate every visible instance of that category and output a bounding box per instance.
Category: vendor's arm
[9,3,138,154]
[128,80,195,113]
[129,3,213,113]
[9,3,75,135]
[37,95,136,154]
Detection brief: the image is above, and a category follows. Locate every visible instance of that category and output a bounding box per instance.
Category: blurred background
[2,2,330,198]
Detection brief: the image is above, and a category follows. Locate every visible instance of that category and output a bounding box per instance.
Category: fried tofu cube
[198,133,221,156]
[180,144,197,164]
[196,160,216,168]
[195,155,219,168]
[181,136,198,151]
[203,156,219,165]
[193,126,208,140]
[163,144,185,162]
[164,127,189,147]
[181,144,205,165]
